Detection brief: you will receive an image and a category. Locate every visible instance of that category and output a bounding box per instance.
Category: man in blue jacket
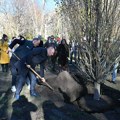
[14,46,55,100]
[8,36,43,93]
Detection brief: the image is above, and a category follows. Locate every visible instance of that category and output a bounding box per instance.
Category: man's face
[33,40,40,47]
[48,47,55,56]
[4,36,8,41]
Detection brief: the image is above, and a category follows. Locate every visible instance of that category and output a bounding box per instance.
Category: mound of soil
[39,71,87,104]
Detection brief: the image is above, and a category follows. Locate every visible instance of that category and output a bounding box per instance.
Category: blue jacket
[9,39,34,61]
[15,47,48,77]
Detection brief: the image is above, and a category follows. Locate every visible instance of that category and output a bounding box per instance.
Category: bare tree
[0,0,15,36]
[0,0,42,38]
[39,0,46,35]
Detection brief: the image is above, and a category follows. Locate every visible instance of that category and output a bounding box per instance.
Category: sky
[38,0,56,12]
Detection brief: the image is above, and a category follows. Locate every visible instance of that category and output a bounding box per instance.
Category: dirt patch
[39,71,87,104]
[0,66,120,120]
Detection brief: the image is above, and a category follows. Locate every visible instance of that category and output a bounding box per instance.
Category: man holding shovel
[8,36,43,93]
[13,46,55,100]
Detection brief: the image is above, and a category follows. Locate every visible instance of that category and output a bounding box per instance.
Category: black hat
[2,34,8,39]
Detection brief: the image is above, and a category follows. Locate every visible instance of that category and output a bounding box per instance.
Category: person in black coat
[8,36,43,93]
[57,39,69,71]
[14,46,55,100]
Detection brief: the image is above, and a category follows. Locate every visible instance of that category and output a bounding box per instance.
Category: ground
[0,64,120,120]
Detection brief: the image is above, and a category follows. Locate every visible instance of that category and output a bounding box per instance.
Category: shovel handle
[26,65,54,91]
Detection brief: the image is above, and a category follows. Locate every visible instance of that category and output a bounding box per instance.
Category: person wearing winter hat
[0,34,10,72]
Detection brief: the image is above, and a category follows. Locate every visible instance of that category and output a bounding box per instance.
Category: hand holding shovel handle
[26,64,54,91]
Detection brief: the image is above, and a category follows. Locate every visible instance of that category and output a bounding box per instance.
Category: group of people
[8,35,57,100]
[1,33,118,100]
[0,34,71,100]
[44,35,69,71]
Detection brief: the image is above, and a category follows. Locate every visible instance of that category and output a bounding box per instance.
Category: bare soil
[0,65,120,120]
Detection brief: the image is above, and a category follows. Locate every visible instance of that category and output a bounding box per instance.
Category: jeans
[15,71,36,96]
[70,50,77,63]
[11,66,18,86]
[112,63,119,82]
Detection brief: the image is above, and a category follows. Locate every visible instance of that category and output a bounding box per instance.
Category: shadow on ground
[10,95,38,120]
[42,100,97,120]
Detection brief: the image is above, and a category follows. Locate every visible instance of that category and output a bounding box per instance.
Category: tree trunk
[94,82,100,100]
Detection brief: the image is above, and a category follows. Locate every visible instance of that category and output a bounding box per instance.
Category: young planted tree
[55,0,120,100]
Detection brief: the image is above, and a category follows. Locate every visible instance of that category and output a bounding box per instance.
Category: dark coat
[9,39,34,61]
[57,44,69,66]
[15,47,48,76]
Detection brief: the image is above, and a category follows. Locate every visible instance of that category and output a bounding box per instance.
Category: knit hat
[2,34,8,40]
